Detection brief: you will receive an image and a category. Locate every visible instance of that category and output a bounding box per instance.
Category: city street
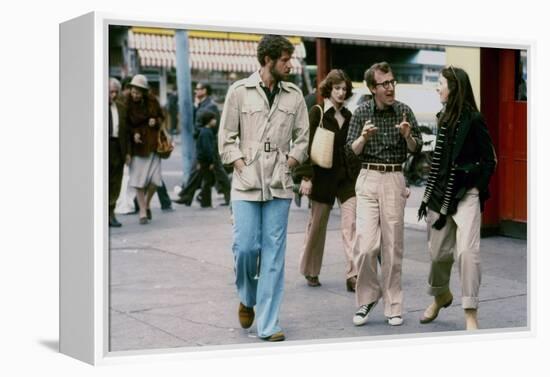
[109,137,528,352]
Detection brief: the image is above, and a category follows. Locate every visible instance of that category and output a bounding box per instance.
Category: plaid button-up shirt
[346,99,422,164]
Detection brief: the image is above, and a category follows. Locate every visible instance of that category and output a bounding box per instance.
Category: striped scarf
[421,122,457,216]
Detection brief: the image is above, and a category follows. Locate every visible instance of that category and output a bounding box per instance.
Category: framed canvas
[59,11,532,366]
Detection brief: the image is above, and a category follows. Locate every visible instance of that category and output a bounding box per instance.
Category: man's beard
[270,65,288,82]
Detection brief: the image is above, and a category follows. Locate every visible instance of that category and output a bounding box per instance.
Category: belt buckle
[264,141,270,152]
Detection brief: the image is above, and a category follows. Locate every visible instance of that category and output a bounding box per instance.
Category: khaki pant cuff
[462,297,479,309]
[427,285,450,297]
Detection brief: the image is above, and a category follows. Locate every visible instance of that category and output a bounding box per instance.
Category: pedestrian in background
[295,69,360,291]
[118,76,173,215]
[347,62,422,327]
[219,35,309,342]
[167,85,179,135]
[126,74,165,225]
[174,82,231,206]
[108,77,129,227]
[178,110,218,208]
[417,66,496,330]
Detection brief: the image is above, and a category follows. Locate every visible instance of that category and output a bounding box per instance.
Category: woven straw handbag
[310,104,334,169]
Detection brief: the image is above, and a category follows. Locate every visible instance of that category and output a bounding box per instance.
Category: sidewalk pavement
[109,181,527,352]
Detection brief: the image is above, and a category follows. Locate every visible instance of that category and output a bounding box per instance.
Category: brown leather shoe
[346,276,357,292]
[262,331,285,342]
[238,302,254,329]
[305,275,321,287]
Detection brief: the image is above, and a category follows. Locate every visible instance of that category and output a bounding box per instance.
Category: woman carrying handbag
[296,69,361,291]
[126,74,166,225]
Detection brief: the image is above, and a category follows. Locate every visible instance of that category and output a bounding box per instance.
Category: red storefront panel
[513,102,527,221]
[481,48,527,235]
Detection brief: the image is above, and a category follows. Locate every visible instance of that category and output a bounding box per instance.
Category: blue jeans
[231,198,291,338]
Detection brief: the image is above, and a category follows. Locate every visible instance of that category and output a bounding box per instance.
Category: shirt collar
[245,70,290,92]
[260,81,280,94]
[323,98,334,113]
[197,96,210,107]
[323,98,348,114]
[371,98,399,114]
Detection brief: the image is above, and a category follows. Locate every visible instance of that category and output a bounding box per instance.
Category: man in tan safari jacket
[218,35,309,342]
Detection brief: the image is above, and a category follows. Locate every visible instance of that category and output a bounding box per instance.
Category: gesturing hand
[395,112,411,139]
[361,120,378,140]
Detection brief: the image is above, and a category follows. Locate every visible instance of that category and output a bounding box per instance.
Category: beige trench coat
[218,71,309,201]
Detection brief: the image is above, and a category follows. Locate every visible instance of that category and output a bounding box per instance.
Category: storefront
[109,26,306,106]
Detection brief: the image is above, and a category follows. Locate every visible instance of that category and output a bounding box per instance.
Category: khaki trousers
[354,169,407,317]
[300,198,358,279]
[426,188,481,309]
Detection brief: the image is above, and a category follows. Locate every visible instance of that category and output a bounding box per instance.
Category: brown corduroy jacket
[126,95,165,157]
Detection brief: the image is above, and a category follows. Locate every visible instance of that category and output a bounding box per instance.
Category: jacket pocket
[270,158,293,190]
[277,104,296,129]
[240,105,264,136]
[454,162,482,198]
[241,105,264,120]
[233,159,261,191]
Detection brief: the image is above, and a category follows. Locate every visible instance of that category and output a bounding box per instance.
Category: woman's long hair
[438,66,478,130]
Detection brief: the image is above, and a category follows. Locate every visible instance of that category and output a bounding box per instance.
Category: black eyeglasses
[374,79,397,89]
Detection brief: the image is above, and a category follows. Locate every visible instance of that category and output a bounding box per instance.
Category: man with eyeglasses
[193,83,217,135]
[346,62,422,327]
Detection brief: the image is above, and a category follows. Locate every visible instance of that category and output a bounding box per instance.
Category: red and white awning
[128,29,305,74]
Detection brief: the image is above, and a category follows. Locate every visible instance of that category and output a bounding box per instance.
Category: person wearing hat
[125,74,165,224]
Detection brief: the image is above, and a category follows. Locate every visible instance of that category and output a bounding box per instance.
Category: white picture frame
[59,11,533,366]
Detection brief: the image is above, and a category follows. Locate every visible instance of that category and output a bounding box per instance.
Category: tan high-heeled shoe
[420,291,453,324]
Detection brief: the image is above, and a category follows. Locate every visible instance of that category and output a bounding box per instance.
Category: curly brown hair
[319,69,353,100]
[257,35,295,66]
